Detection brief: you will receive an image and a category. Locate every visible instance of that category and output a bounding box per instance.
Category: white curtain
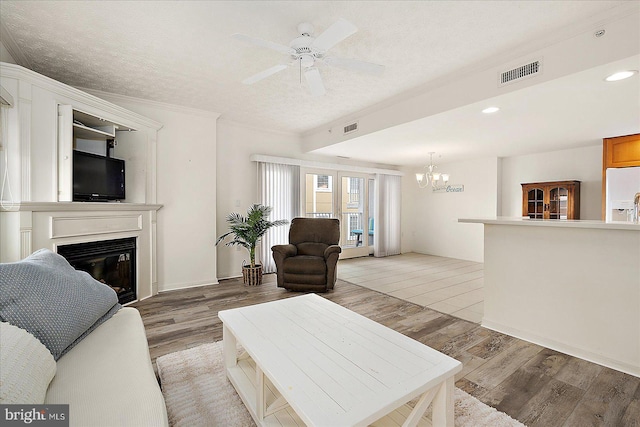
[258,162,300,273]
[374,174,402,257]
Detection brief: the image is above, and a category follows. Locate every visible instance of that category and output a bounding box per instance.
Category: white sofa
[1,307,168,427]
[44,307,168,427]
[0,249,168,426]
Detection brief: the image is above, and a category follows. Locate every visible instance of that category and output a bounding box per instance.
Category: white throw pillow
[0,322,56,404]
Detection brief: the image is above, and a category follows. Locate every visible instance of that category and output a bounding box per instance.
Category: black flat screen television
[73,150,125,201]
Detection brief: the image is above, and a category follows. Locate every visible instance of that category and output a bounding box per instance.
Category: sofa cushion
[0,322,56,404]
[45,307,169,427]
[0,249,120,360]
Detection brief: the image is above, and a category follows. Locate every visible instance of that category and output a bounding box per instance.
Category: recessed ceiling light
[605,70,638,82]
[482,107,500,114]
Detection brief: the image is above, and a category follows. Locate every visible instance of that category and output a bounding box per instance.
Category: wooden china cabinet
[521,180,580,219]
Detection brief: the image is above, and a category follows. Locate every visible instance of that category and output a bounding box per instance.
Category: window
[316,175,330,190]
[348,213,360,240]
[347,177,360,207]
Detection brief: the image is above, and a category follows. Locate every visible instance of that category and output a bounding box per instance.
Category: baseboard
[216,274,242,281]
[159,279,219,293]
[482,319,640,378]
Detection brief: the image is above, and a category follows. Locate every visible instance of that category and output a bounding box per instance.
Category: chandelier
[416,152,449,189]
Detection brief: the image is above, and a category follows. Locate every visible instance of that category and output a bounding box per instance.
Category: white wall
[403,157,500,262]
[216,120,298,278]
[91,94,220,292]
[501,145,602,220]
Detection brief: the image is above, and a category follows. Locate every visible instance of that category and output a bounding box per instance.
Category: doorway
[301,169,374,259]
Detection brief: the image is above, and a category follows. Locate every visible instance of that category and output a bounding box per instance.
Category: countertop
[458,216,640,231]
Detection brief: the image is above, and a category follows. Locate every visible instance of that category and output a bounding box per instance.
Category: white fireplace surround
[3,202,162,302]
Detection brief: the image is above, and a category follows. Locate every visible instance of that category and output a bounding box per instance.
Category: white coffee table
[218,294,462,427]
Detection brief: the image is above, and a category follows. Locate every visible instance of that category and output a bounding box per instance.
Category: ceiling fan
[233,19,385,96]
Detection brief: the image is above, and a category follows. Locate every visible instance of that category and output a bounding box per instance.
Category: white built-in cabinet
[57,106,137,202]
[0,62,163,301]
[0,62,161,205]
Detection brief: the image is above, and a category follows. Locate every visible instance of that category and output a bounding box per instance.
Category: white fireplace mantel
[4,202,163,212]
[2,202,163,302]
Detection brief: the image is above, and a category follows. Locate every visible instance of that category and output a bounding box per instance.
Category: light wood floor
[133,265,640,426]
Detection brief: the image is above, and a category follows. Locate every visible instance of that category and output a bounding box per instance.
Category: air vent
[343,122,358,135]
[499,60,542,87]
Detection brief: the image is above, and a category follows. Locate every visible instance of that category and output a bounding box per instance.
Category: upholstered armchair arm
[324,245,341,259]
[271,244,297,288]
[324,245,342,290]
[272,244,297,258]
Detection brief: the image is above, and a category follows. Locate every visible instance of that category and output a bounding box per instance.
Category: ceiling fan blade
[311,18,357,52]
[304,68,326,96]
[232,33,295,55]
[242,64,288,85]
[324,56,385,75]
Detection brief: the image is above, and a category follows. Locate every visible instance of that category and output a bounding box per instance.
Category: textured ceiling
[0,0,632,137]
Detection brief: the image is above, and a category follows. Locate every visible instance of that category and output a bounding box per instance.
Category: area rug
[157,342,525,427]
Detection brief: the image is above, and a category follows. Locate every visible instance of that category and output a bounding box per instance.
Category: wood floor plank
[466,330,518,360]
[465,339,544,390]
[563,368,640,427]
[555,357,605,391]
[517,378,584,426]
[481,348,571,416]
[621,396,640,427]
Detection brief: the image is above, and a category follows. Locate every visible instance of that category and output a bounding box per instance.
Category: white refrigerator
[606,166,640,222]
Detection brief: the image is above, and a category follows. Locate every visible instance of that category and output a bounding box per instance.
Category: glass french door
[301,169,374,259]
[302,169,336,219]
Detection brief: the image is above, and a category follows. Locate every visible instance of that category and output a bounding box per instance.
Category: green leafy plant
[216,204,288,268]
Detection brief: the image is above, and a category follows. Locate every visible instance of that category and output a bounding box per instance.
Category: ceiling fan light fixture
[233,18,384,96]
[605,70,637,82]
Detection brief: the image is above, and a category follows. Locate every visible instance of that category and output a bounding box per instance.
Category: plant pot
[242,264,263,286]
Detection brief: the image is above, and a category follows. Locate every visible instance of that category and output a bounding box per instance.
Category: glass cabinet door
[527,188,544,218]
[522,181,579,220]
[549,186,569,219]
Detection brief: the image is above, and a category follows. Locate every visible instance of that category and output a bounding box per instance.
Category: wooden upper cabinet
[522,180,580,220]
[603,134,640,168]
[602,133,640,219]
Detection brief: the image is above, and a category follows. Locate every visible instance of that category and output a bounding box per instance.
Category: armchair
[271,217,341,292]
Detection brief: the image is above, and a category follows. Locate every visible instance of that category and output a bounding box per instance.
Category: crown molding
[0,63,163,131]
[0,22,32,69]
[81,88,221,120]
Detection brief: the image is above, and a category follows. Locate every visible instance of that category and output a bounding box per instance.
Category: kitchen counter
[459,216,640,230]
[460,217,640,377]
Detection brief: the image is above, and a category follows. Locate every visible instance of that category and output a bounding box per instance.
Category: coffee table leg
[432,376,455,427]
[256,365,265,421]
[222,324,237,368]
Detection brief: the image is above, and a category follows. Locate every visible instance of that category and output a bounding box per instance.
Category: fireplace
[58,238,137,304]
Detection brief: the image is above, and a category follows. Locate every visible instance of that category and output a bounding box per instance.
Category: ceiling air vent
[343,122,358,135]
[499,59,542,87]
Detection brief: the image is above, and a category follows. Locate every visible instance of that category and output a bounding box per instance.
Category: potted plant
[216,204,288,286]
